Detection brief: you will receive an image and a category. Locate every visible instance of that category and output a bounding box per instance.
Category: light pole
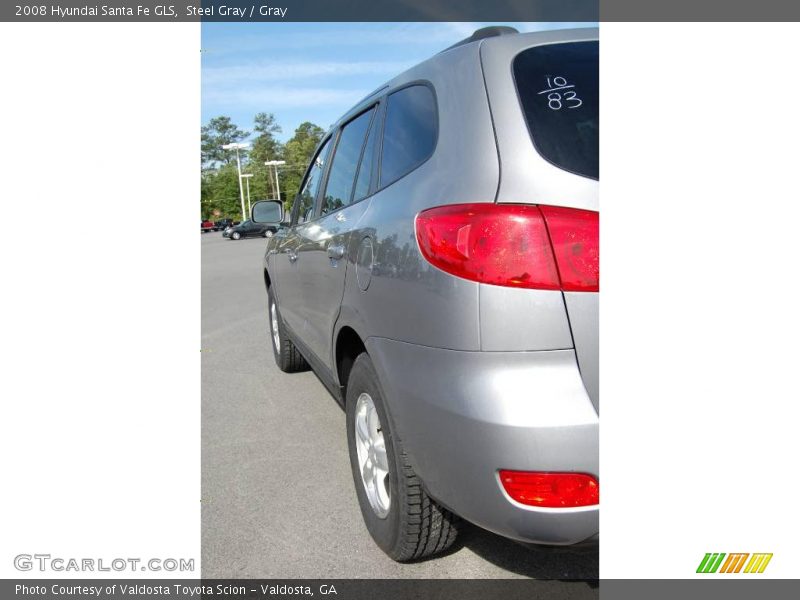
[267,163,277,199]
[241,173,253,216]
[265,160,286,202]
[222,142,250,221]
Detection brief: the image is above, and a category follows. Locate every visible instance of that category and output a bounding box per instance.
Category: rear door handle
[327,245,346,260]
[287,249,298,262]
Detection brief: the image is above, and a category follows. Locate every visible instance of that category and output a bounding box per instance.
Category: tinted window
[353,109,379,202]
[322,107,375,216]
[380,85,436,186]
[514,41,598,180]
[295,137,332,224]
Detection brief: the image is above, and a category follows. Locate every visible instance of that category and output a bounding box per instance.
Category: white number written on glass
[538,76,582,110]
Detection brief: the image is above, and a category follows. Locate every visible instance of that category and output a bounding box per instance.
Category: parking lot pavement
[201,231,598,579]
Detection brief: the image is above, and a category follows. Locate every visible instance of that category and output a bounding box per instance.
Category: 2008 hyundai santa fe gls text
[251,26,599,561]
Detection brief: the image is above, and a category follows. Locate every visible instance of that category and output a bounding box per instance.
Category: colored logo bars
[696,553,773,574]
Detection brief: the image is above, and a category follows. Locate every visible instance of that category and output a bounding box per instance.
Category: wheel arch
[263,267,272,291]
[335,326,367,394]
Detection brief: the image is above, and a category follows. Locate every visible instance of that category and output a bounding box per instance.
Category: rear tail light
[538,205,599,292]
[499,470,599,508]
[415,203,598,292]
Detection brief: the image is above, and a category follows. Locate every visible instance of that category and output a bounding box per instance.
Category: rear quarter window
[379,84,437,187]
[514,40,599,180]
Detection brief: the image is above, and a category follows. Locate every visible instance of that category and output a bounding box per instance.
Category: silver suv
[253,26,599,561]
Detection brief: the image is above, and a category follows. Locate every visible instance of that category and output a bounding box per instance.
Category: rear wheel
[267,286,309,373]
[346,353,459,561]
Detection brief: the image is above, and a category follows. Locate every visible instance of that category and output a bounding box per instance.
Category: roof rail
[442,26,519,52]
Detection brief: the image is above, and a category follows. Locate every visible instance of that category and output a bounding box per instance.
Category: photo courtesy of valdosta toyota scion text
[201,21,598,578]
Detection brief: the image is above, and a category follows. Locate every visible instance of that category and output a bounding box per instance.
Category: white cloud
[203,86,369,110]
[203,25,463,56]
[202,60,413,87]
[201,22,593,57]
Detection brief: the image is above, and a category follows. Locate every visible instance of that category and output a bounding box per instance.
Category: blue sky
[201,22,596,143]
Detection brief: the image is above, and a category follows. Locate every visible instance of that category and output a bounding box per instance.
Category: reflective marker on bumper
[499,471,599,508]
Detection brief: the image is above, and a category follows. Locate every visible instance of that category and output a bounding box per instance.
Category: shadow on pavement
[451,522,598,580]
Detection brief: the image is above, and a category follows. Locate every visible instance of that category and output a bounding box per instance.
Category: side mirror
[251,200,283,224]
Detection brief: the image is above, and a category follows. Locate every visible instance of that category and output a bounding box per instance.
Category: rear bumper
[365,338,599,545]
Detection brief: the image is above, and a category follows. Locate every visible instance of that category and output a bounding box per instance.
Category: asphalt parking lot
[201,231,598,579]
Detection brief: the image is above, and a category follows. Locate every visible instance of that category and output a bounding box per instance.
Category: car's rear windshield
[513,40,598,180]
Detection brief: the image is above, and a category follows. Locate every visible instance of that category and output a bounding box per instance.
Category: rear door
[299,104,380,368]
[481,30,599,411]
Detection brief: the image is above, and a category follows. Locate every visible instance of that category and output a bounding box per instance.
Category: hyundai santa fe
[252,26,599,561]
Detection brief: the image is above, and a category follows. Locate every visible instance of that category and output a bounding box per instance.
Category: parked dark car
[223,219,278,240]
[214,218,234,231]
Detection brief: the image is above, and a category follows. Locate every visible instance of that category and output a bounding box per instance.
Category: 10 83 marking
[539,76,582,110]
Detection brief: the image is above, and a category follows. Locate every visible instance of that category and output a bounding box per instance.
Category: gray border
[3,1,598,22]
[602,0,800,21]
[7,0,800,22]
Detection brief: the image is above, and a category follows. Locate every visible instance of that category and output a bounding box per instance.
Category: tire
[231,231,241,240]
[346,353,459,561]
[267,286,309,373]
[263,229,273,238]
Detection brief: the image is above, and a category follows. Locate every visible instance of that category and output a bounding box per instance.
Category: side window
[294,137,332,225]
[321,107,375,216]
[353,107,380,202]
[380,85,437,187]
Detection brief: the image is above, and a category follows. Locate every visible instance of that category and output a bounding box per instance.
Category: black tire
[346,353,459,561]
[231,231,241,240]
[263,229,273,238]
[267,286,309,373]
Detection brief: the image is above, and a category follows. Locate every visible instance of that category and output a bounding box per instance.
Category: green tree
[201,163,245,220]
[247,112,285,203]
[201,116,249,167]
[282,121,325,210]
[199,116,325,221]
[250,112,283,164]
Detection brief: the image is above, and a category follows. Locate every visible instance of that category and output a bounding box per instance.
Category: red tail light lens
[499,470,599,508]
[538,205,599,292]
[415,203,560,290]
[415,203,598,292]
